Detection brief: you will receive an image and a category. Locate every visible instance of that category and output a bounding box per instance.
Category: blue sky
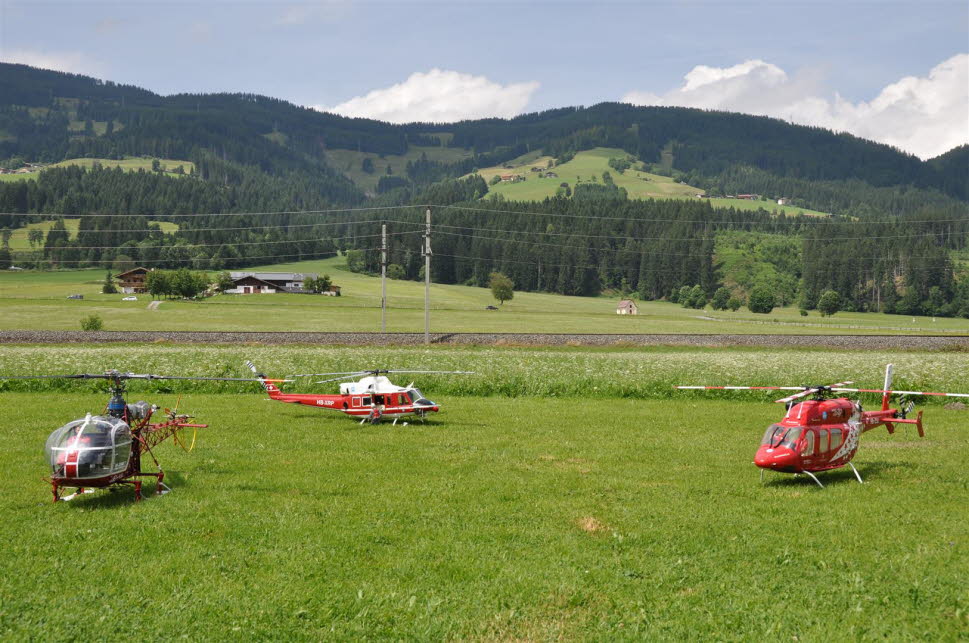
[1,0,967,157]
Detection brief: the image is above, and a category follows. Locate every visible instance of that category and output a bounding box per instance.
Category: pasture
[476,148,830,217]
[0,344,965,639]
[0,256,967,334]
[0,157,194,182]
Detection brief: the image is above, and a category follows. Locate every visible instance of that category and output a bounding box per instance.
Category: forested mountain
[0,62,966,317]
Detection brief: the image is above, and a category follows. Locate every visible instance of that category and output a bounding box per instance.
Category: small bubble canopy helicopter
[246,361,472,424]
[2,369,276,502]
[677,364,969,488]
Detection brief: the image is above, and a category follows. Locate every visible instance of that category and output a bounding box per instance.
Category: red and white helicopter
[677,364,968,487]
[246,361,472,424]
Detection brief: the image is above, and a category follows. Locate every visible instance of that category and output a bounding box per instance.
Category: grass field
[0,344,965,638]
[6,218,178,250]
[1,255,967,334]
[476,148,830,217]
[0,157,194,182]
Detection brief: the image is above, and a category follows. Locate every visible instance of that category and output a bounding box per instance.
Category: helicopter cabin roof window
[761,424,803,450]
[44,415,131,480]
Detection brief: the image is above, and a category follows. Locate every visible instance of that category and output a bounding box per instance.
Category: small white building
[616,299,638,315]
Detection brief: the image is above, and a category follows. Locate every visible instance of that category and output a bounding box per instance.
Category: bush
[799,308,809,317]
[711,287,731,311]
[101,271,117,294]
[727,297,742,312]
[747,286,776,314]
[817,290,841,317]
[80,314,103,331]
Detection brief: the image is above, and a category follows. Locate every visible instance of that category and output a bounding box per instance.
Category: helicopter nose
[754,445,796,471]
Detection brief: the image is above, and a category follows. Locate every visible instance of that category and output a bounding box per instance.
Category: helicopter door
[800,430,816,458]
[817,429,829,457]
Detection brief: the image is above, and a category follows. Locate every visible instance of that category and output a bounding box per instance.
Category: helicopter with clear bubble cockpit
[1,370,279,502]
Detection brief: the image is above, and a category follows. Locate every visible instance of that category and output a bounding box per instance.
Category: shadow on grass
[60,470,190,509]
[763,461,906,489]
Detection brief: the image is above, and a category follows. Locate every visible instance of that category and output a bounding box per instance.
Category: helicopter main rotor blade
[381,370,475,375]
[773,380,854,404]
[675,385,807,391]
[288,371,371,379]
[829,387,969,398]
[0,373,288,383]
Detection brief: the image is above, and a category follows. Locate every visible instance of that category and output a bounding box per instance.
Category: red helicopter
[677,364,969,487]
[246,361,471,424]
[3,370,274,502]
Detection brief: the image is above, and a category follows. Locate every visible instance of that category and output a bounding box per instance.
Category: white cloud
[623,54,969,159]
[320,69,540,124]
[0,49,103,76]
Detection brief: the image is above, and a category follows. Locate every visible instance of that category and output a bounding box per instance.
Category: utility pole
[423,207,431,345]
[380,223,387,333]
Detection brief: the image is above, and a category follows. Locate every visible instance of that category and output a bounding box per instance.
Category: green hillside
[5,218,178,251]
[1,157,194,182]
[477,148,830,216]
[326,145,472,194]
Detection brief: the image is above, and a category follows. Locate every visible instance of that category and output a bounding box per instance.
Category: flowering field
[0,344,966,401]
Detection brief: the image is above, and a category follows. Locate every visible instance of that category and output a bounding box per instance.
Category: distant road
[0,330,966,350]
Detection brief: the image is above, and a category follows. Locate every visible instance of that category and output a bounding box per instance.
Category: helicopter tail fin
[245,360,281,397]
[881,364,894,411]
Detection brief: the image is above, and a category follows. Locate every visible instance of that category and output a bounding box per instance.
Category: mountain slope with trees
[0,62,966,318]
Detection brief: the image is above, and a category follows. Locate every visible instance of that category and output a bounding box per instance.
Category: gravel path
[0,330,966,350]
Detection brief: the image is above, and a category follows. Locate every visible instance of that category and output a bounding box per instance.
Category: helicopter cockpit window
[761,424,803,450]
[408,389,434,406]
[801,430,815,456]
[44,416,131,480]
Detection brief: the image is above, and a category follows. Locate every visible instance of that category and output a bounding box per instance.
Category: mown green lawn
[0,383,964,639]
[0,256,966,334]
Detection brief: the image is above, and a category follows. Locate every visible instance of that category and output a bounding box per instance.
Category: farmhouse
[115,267,151,294]
[225,272,340,295]
[777,197,791,205]
[545,171,558,178]
[500,174,523,183]
[616,299,638,315]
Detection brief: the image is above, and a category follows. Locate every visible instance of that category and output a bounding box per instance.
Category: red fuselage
[753,398,922,474]
[263,388,440,419]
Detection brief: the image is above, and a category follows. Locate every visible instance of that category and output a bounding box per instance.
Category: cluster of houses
[499,170,558,182]
[695,193,792,204]
[114,268,340,296]
[0,163,45,175]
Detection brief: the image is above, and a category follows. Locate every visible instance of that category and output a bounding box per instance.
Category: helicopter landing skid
[801,470,825,488]
[56,487,98,502]
[847,461,864,484]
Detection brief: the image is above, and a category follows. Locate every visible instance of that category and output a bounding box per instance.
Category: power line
[435,204,969,226]
[14,230,421,251]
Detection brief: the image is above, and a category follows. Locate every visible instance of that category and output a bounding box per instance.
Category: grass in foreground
[0,391,964,639]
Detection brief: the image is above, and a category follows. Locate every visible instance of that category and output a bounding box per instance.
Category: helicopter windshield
[407,388,434,406]
[761,424,803,450]
[44,415,132,479]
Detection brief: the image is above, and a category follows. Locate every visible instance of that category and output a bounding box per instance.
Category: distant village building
[616,299,638,315]
[777,197,791,205]
[545,171,558,178]
[736,194,760,200]
[500,174,523,183]
[115,267,151,294]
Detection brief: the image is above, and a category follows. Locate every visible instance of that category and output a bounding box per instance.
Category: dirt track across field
[0,330,966,350]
